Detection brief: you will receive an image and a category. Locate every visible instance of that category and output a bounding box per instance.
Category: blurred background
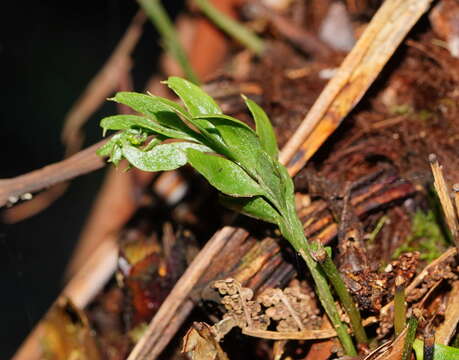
[0,1,183,356]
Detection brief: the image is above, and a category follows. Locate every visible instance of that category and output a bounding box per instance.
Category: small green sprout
[98,77,360,355]
[393,210,448,262]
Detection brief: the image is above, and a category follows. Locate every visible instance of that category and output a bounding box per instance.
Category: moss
[389,104,413,115]
[393,210,448,262]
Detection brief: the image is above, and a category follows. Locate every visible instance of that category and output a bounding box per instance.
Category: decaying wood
[363,326,408,360]
[149,299,195,360]
[434,281,459,345]
[279,0,435,175]
[135,170,415,359]
[127,227,236,360]
[364,247,458,327]
[429,154,459,250]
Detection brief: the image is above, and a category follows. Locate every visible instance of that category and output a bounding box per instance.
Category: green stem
[402,316,418,360]
[394,284,406,336]
[281,215,357,356]
[314,244,368,345]
[138,0,199,84]
[193,0,265,55]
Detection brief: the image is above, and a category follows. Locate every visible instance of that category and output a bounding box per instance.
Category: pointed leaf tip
[243,96,279,159]
[166,77,222,116]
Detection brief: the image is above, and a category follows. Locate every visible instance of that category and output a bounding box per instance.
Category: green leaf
[110,92,201,141]
[122,142,211,172]
[201,116,283,205]
[198,116,260,163]
[186,148,265,197]
[242,95,279,159]
[275,161,295,209]
[196,113,254,131]
[165,76,222,116]
[413,339,459,360]
[219,195,280,224]
[97,134,126,166]
[100,115,197,141]
[97,138,118,158]
[111,92,188,118]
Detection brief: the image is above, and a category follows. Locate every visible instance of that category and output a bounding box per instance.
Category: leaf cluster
[99,77,301,248]
[98,77,359,355]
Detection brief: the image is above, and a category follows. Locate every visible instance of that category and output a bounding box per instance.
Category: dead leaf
[182,322,229,360]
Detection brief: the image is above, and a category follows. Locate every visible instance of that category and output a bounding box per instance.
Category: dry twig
[435,281,459,345]
[429,154,459,249]
[279,0,435,174]
[0,140,107,209]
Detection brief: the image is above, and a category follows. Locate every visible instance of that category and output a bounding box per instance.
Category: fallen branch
[0,140,107,209]
[62,10,145,156]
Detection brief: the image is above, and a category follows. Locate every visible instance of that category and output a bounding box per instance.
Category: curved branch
[0,140,107,208]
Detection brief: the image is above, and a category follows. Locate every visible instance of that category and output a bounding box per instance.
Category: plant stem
[394,283,406,336]
[314,244,368,345]
[281,215,357,356]
[402,316,418,360]
[138,0,199,84]
[193,0,265,55]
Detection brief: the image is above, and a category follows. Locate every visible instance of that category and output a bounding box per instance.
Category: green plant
[193,0,265,55]
[138,0,199,84]
[97,77,358,355]
[393,210,448,262]
[413,339,459,360]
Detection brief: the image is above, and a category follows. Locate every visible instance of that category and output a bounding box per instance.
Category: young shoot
[97,76,358,355]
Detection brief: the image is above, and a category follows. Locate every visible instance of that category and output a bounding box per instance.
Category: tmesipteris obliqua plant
[97,76,364,355]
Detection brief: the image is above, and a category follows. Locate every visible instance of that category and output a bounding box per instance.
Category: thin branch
[62,10,146,156]
[254,4,332,59]
[242,327,338,340]
[193,0,265,56]
[0,140,107,208]
[429,154,459,250]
